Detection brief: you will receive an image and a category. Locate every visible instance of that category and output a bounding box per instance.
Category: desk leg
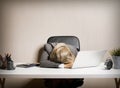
[0,78,5,88]
[115,78,120,88]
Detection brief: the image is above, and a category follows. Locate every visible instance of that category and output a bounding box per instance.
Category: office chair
[44,36,84,88]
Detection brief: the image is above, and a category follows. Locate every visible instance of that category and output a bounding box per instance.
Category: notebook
[72,50,106,68]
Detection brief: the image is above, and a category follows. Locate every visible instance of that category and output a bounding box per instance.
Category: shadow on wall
[37,46,44,63]
[118,4,120,42]
[0,2,3,53]
[0,1,7,54]
[115,2,120,45]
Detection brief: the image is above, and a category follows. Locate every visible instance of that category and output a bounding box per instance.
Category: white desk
[0,65,120,88]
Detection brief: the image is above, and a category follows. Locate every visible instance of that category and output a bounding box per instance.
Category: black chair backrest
[47,36,80,51]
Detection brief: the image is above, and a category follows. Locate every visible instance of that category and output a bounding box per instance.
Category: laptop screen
[72,50,106,69]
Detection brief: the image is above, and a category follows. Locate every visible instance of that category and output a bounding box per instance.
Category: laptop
[72,50,106,69]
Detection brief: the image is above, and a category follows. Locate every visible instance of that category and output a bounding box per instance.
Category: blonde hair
[50,43,75,64]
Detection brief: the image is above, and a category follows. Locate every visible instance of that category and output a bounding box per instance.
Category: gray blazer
[40,43,78,68]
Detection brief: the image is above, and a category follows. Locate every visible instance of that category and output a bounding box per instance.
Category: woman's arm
[40,47,61,68]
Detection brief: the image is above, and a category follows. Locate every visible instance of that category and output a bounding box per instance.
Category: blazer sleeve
[40,44,60,68]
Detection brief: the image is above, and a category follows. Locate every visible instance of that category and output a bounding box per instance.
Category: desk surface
[0,63,120,78]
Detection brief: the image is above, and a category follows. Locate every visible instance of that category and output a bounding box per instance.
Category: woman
[40,43,77,68]
[40,43,83,88]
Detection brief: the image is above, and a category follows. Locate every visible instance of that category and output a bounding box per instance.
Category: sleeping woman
[40,43,83,88]
[40,43,77,68]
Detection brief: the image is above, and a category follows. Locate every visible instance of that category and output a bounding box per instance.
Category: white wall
[0,0,120,88]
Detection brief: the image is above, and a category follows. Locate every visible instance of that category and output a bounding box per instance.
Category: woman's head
[50,43,75,64]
